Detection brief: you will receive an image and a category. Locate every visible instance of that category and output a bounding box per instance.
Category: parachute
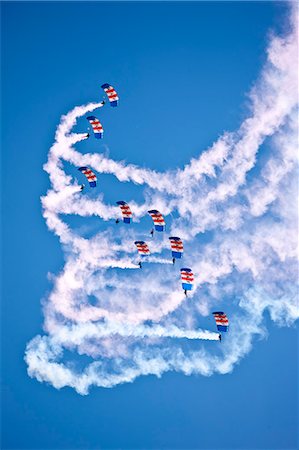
[213,312,229,332]
[78,167,97,188]
[180,268,194,291]
[116,201,132,224]
[86,116,104,139]
[134,241,150,256]
[101,83,119,107]
[148,210,165,232]
[169,236,183,259]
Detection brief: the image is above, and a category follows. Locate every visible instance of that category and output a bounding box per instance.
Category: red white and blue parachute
[78,167,97,188]
[213,312,229,332]
[148,210,165,232]
[180,268,194,291]
[134,241,150,256]
[169,237,183,259]
[101,83,119,107]
[116,201,132,224]
[86,116,104,139]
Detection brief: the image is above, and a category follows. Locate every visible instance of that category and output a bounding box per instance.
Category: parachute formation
[82,86,119,139]
[101,83,119,107]
[148,210,165,232]
[86,116,104,139]
[78,167,97,188]
[74,83,229,341]
[116,201,132,223]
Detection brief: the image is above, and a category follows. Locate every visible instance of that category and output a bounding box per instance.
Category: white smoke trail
[25,8,298,394]
[49,321,220,343]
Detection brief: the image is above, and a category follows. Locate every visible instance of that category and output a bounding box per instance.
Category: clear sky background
[1,2,298,449]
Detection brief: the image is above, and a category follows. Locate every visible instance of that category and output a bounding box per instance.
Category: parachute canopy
[78,167,97,188]
[180,268,194,291]
[148,210,165,231]
[116,201,132,223]
[86,116,104,139]
[134,241,150,256]
[213,312,229,332]
[169,236,183,259]
[101,83,119,107]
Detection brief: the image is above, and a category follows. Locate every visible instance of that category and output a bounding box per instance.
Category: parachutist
[213,312,229,336]
[86,133,90,138]
[181,268,194,296]
[115,219,120,224]
[138,262,142,269]
[101,83,119,107]
[78,167,97,188]
[80,184,85,191]
[169,237,183,261]
[150,229,154,237]
[86,116,104,139]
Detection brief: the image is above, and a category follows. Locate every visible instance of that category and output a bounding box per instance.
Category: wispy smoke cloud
[25,9,298,394]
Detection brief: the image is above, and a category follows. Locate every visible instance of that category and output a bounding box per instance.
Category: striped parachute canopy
[148,210,165,231]
[180,268,194,291]
[116,201,132,224]
[78,166,97,188]
[169,236,183,259]
[213,312,229,332]
[101,83,119,107]
[134,241,150,256]
[86,116,104,139]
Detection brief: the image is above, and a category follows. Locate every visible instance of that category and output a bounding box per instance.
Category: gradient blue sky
[1,2,298,449]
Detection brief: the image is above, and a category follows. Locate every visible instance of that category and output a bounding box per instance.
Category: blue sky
[1,2,298,450]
